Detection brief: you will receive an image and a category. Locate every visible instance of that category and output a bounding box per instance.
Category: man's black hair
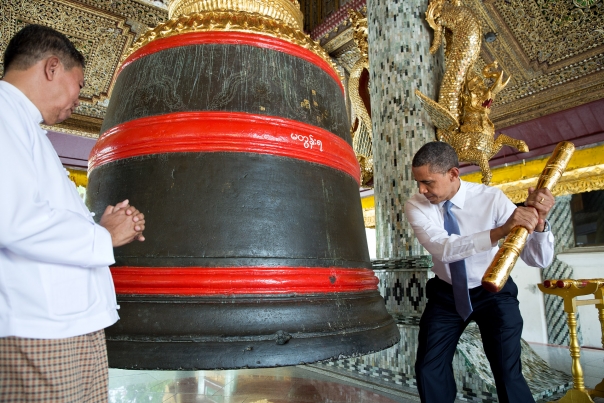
[3,24,85,74]
[412,141,459,174]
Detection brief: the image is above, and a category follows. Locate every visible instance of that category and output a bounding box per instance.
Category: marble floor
[108,343,603,403]
[528,343,603,394]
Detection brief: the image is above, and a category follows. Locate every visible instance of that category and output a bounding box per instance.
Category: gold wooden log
[481,141,575,293]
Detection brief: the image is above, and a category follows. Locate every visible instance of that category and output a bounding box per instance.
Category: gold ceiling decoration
[72,0,168,27]
[323,28,353,54]
[493,0,602,66]
[138,0,170,9]
[322,0,604,129]
[0,0,168,137]
[1,0,132,102]
[473,0,604,128]
[41,118,104,139]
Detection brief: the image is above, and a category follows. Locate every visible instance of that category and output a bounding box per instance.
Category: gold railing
[539,279,604,403]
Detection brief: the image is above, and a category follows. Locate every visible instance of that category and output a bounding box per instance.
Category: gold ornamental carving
[122,11,340,81]
[347,9,373,187]
[460,143,604,202]
[495,0,603,66]
[470,0,604,128]
[482,141,575,293]
[169,0,303,29]
[0,0,137,103]
[415,0,528,185]
[323,28,354,55]
[494,164,604,204]
[363,207,375,229]
[331,45,362,76]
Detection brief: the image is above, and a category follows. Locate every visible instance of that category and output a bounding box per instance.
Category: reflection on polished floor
[528,343,604,395]
[108,343,604,403]
[109,366,409,403]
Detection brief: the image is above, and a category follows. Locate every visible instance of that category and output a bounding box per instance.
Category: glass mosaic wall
[367,0,443,258]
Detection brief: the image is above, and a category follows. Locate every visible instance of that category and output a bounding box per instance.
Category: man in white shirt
[0,24,146,402]
[405,142,555,403]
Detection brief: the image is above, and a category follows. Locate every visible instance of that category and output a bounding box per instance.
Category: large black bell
[86,9,399,370]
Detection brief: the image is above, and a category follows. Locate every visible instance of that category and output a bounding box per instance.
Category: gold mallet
[481,141,575,293]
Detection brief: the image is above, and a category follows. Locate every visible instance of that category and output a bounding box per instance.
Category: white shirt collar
[440,179,466,210]
[0,81,44,124]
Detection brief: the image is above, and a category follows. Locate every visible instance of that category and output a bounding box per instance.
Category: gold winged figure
[415,0,528,185]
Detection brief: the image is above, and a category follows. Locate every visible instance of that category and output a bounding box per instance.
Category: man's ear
[449,167,460,181]
[43,56,61,81]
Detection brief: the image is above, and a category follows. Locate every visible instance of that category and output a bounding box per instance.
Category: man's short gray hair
[412,141,459,174]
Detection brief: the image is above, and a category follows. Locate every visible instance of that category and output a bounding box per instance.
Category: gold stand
[538,279,604,403]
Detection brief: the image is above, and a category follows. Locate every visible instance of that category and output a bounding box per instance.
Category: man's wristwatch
[539,220,551,232]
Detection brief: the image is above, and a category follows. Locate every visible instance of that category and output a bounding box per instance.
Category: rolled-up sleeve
[520,224,555,268]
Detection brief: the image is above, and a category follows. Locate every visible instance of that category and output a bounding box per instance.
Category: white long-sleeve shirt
[405,179,554,288]
[0,81,119,339]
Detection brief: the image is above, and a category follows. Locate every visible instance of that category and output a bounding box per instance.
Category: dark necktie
[443,200,473,321]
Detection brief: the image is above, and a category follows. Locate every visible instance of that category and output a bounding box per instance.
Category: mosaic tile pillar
[367,0,443,258]
[542,195,583,346]
[366,0,439,344]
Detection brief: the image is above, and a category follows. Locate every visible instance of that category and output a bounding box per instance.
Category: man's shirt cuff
[476,229,494,252]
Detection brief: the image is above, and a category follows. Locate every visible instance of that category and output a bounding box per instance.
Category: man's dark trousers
[415,276,534,403]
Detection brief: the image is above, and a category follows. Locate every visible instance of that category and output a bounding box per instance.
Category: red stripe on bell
[89,111,361,185]
[110,267,379,295]
[119,31,344,94]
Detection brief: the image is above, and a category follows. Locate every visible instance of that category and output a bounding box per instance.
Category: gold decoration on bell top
[481,141,575,293]
[120,11,341,82]
[168,0,303,30]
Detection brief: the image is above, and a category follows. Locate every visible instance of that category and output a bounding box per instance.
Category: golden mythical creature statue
[415,0,529,185]
[348,9,373,187]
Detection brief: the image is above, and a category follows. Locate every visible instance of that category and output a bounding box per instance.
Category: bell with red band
[86,3,399,370]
